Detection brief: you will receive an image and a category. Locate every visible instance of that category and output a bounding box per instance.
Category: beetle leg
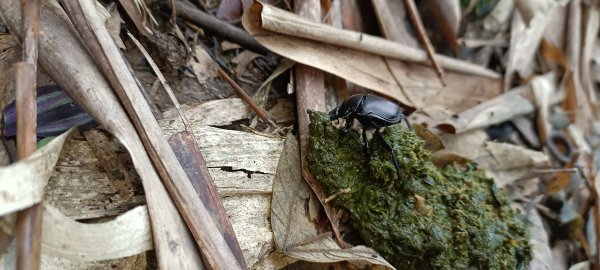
[403,115,412,130]
[376,129,401,179]
[340,117,354,135]
[362,128,370,157]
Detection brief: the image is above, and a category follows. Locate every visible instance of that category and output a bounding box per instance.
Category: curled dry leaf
[1,204,151,264]
[0,128,74,216]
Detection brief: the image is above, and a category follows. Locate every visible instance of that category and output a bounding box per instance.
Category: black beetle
[329,94,411,178]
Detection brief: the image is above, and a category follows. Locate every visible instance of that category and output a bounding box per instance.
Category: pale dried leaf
[286,237,395,270]
[0,128,74,216]
[484,141,549,170]
[506,9,552,81]
[581,4,600,105]
[436,86,534,133]
[568,261,590,270]
[526,207,552,270]
[0,247,149,270]
[271,134,317,250]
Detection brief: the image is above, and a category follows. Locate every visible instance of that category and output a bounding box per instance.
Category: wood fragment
[15,0,42,268]
[293,0,344,249]
[403,0,446,85]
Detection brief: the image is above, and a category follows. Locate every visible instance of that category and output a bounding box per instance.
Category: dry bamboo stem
[15,0,41,269]
[255,3,499,78]
[403,0,446,85]
[293,0,344,248]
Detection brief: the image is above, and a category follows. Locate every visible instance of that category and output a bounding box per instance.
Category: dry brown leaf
[484,142,550,170]
[189,44,219,85]
[425,0,460,55]
[413,124,444,152]
[0,128,74,216]
[242,1,502,112]
[546,152,580,194]
[233,50,262,79]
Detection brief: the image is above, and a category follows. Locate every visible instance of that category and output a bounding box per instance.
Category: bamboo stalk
[15,0,41,269]
[403,0,446,86]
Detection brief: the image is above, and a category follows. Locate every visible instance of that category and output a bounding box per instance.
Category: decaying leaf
[271,134,318,250]
[189,44,219,85]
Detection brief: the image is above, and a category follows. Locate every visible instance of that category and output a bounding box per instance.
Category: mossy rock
[307,111,530,269]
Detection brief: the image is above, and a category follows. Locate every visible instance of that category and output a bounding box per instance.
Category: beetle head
[329,95,367,121]
[329,107,341,120]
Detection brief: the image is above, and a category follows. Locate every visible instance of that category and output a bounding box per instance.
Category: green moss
[307,111,531,269]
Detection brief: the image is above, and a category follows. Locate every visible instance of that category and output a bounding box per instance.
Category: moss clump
[307,111,530,269]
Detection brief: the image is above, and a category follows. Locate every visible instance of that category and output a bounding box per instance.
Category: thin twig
[217,68,278,128]
[15,0,42,269]
[127,32,192,133]
[168,0,269,54]
[403,0,446,86]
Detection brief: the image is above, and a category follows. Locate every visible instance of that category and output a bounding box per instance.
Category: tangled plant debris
[307,111,530,269]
